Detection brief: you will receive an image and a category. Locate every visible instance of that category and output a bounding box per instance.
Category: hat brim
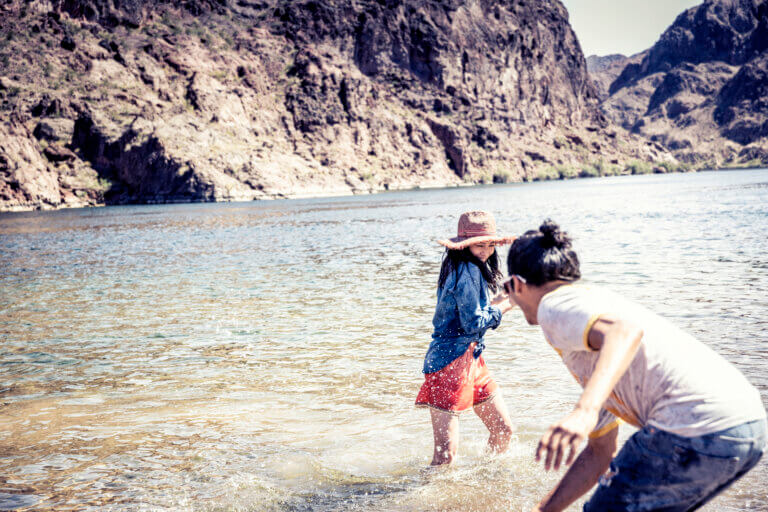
[437,235,517,250]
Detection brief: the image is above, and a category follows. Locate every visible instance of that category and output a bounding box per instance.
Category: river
[1,169,767,511]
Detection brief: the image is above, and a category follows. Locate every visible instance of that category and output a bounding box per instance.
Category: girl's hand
[492,292,516,313]
[535,407,599,471]
[491,291,509,306]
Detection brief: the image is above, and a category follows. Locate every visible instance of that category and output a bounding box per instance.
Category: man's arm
[534,427,618,512]
[536,316,642,471]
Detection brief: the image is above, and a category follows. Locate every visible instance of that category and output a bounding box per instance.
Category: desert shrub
[554,136,567,148]
[741,158,764,169]
[534,166,562,181]
[593,159,621,176]
[578,164,599,178]
[625,160,653,175]
[492,168,513,183]
[558,165,578,179]
[210,70,228,81]
[219,30,234,48]
[656,161,691,173]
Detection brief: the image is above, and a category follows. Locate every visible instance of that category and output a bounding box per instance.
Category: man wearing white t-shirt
[504,220,766,512]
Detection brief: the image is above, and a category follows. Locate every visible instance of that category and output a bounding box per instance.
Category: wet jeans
[584,418,767,512]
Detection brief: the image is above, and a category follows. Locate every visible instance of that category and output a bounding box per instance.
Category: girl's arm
[491,292,515,313]
[454,267,503,335]
[536,315,642,471]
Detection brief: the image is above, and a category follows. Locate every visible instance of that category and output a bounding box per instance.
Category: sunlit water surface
[1,169,767,511]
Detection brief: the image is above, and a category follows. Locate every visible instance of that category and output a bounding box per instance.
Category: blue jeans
[584,418,767,512]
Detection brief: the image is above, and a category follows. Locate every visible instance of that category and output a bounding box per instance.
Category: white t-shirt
[537,284,766,438]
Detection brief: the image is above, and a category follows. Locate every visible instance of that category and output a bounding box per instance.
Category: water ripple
[1,170,767,511]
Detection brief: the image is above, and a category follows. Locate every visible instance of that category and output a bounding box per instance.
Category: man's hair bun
[507,219,581,285]
[539,219,571,250]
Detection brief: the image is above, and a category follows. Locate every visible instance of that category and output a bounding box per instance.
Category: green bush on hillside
[558,165,578,179]
[492,169,513,183]
[656,161,691,173]
[578,164,599,178]
[625,160,653,175]
[533,166,559,181]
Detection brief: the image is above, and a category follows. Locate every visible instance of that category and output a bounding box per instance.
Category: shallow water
[1,169,767,511]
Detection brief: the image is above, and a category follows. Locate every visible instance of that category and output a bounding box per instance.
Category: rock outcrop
[1,0,672,211]
[596,0,768,166]
[586,53,645,101]
[714,51,768,145]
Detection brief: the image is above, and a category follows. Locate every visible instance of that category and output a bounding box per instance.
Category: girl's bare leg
[474,394,514,454]
[430,408,460,465]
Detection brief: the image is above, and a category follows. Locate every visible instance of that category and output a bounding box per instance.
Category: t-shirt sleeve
[589,408,621,439]
[538,287,603,352]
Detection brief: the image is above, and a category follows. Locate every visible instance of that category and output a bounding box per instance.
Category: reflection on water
[1,169,767,511]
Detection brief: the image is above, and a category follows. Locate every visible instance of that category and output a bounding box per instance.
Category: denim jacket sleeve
[453,264,502,336]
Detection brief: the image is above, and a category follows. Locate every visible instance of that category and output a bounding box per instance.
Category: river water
[1,169,767,511]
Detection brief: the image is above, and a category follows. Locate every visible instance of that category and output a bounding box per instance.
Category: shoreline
[1,165,765,215]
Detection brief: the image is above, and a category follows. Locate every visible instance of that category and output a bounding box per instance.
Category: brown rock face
[598,0,768,165]
[0,121,63,210]
[611,0,767,94]
[587,53,645,101]
[714,52,768,145]
[0,0,667,211]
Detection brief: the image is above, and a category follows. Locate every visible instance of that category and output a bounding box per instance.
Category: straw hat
[437,210,516,250]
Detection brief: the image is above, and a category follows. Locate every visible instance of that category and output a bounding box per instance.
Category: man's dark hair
[506,219,580,286]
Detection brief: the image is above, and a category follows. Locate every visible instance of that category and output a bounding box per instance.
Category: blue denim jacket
[422,261,502,373]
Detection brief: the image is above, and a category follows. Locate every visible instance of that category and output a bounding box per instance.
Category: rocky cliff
[1,0,672,211]
[595,0,768,166]
[586,53,645,101]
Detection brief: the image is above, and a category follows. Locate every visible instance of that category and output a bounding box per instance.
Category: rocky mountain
[586,53,645,101]
[596,0,768,166]
[0,0,674,211]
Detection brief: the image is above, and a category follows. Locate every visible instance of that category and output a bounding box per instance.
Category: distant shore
[6,164,767,214]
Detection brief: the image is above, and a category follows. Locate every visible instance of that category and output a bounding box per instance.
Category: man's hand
[536,407,599,471]
[534,427,618,512]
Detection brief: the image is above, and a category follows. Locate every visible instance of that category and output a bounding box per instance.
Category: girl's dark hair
[438,247,503,293]
[506,219,580,286]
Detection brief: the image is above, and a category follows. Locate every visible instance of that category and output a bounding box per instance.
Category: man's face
[505,276,537,325]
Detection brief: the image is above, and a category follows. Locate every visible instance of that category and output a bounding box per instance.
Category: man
[505,220,766,511]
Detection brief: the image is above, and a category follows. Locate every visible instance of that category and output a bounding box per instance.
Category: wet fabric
[537,284,766,437]
[415,342,498,414]
[584,419,768,511]
[423,261,502,374]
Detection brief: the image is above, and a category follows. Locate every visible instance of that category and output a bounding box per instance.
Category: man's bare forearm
[537,431,616,512]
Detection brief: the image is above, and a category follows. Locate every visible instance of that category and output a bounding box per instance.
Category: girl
[415,210,516,465]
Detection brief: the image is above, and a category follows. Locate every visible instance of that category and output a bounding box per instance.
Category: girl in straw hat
[415,210,517,465]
